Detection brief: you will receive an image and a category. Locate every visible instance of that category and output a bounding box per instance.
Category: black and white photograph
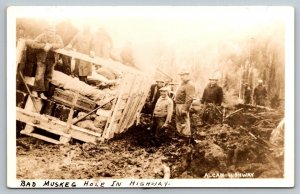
[7,6,294,188]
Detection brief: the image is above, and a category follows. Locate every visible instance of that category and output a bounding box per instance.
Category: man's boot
[39,92,47,99]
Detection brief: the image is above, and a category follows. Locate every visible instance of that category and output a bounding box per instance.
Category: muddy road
[17,107,284,179]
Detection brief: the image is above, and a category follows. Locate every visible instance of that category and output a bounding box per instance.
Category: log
[236,103,274,111]
[225,108,243,119]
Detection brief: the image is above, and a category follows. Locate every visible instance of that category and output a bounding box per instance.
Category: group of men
[146,70,220,144]
[244,79,268,106]
[21,23,113,99]
[146,70,268,145]
[19,22,268,144]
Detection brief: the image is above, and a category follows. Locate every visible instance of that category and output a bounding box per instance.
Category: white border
[7,6,294,188]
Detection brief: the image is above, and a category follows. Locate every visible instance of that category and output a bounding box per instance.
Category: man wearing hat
[174,69,195,137]
[243,82,252,104]
[253,80,267,106]
[145,79,165,114]
[200,75,224,124]
[66,24,95,83]
[28,23,64,98]
[151,86,174,144]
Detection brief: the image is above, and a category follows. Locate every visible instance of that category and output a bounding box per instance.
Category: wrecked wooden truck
[16,39,153,144]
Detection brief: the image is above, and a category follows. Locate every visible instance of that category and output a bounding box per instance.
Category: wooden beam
[65,92,79,133]
[17,108,101,144]
[55,49,144,75]
[20,130,63,145]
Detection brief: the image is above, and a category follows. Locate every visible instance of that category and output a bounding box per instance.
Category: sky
[10,6,288,78]
[11,6,287,45]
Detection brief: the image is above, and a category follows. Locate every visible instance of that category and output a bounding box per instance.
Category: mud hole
[17,108,284,179]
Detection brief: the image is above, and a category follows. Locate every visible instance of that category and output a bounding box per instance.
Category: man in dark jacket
[144,79,165,114]
[66,24,95,83]
[253,80,267,106]
[27,24,64,99]
[200,77,224,125]
[244,83,252,104]
[202,78,223,105]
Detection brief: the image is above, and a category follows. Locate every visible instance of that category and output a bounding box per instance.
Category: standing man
[93,27,113,59]
[253,79,267,106]
[174,69,195,137]
[145,79,165,114]
[151,86,174,144]
[27,24,64,98]
[243,83,252,104]
[201,76,223,106]
[120,42,135,67]
[55,20,78,75]
[201,76,224,124]
[66,24,95,83]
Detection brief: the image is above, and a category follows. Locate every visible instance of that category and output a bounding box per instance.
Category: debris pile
[185,106,284,178]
